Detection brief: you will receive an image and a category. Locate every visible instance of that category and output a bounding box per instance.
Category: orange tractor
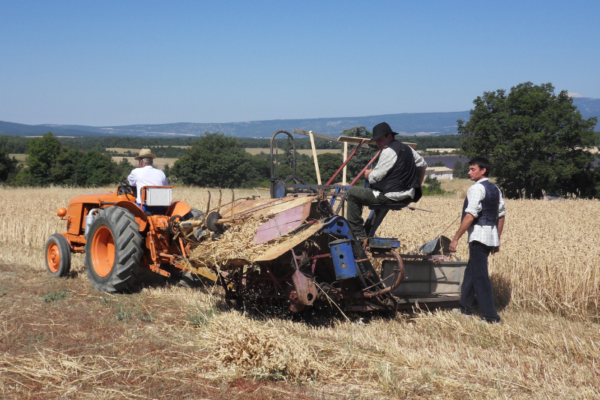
[44,180,217,292]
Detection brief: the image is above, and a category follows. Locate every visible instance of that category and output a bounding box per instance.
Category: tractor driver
[127,148,169,206]
[346,122,427,240]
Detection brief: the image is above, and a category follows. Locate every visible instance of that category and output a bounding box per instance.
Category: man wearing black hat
[346,122,427,240]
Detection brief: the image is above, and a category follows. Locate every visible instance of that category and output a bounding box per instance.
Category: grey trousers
[460,240,501,323]
[346,187,397,239]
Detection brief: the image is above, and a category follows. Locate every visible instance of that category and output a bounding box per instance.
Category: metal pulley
[206,211,224,233]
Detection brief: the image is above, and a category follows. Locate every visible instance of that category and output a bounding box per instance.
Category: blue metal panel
[368,238,400,250]
[329,239,359,280]
[330,187,340,207]
[322,216,352,240]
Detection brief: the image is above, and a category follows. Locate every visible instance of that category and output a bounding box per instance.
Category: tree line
[1,81,599,198]
[0,133,133,186]
[0,127,461,189]
[0,130,467,155]
[167,129,379,188]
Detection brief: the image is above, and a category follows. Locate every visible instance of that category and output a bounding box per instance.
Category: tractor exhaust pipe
[84,209,100,238]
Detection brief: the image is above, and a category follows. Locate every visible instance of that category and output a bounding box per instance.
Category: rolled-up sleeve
[127,169,138,186]
[411,147,427,171]
[464,184,485,218]
[368,147,396,184]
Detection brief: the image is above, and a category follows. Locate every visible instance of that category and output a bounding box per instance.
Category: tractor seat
[364,200,411,237]
[367,203,410,211]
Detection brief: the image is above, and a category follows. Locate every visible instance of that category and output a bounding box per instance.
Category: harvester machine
[207,193,464,313]
[45,130,465,314]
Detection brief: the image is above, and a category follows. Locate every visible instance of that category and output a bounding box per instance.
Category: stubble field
[110,157,178,170]
[0,187,599,399]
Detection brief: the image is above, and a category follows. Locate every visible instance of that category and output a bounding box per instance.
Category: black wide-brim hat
[370,122,398,144]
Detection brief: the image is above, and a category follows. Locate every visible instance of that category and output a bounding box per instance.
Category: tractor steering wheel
[118,178,135,196]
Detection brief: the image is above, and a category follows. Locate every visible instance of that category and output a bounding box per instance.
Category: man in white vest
[127,149,168,206]
[449,156,505,323]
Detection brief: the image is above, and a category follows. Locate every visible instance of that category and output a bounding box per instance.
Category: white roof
[426,167,453,172]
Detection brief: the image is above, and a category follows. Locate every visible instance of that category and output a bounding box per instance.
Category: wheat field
[110,156,179,170]
[0,186,599,398]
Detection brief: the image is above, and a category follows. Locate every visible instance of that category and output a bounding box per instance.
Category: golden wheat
[1,187,600,398]
[1,187,599,319]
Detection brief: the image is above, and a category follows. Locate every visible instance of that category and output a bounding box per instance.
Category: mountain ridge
[1,97,598,138]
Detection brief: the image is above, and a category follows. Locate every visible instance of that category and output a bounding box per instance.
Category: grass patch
[377,361,407,396]
[187,305,217,327]
[43,288,68,303]
[115,303,154,323]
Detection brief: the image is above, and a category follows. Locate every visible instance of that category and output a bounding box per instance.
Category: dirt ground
[0,262,325,399]
[2,257,599,400]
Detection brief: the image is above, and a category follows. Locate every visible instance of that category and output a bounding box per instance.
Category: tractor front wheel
[84,207,143,293]
[45,233,72,278]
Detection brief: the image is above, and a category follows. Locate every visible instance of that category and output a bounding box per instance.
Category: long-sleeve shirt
[368,144,428,201]
[464,178,506,246]
[127,166,169,204]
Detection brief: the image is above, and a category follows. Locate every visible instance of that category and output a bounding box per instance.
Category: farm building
[426,166,453,180]
[425,148,457,153]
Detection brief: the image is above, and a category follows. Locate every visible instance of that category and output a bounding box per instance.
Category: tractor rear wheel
[45,233,72,278]
[84,206,143,293]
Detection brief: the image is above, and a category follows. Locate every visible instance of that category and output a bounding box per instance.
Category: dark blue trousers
[460,240,501,323]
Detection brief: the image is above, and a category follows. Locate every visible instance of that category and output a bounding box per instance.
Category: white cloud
[568,92,584,98]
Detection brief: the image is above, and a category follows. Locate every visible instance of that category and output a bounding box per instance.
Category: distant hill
[1,97,598,138]
[572,97,600,122]
[0,121,105,137]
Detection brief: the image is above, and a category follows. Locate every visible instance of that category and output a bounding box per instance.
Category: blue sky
[1,0,599,126]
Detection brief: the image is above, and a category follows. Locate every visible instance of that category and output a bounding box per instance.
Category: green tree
[452,161,463,179]
[76,150,123,187]
[116,157,134,181]
[15,132,62,186]
[282,138,294,168]
[452,160,470,179]
[0,144,19,183]
[294,153,344,184]
[458,82,598,198]
[52,147,81,185]
[423,175,444,195]
[594,165,600,197]
[14,132,129,187]
[171,133,268,187]
[318,153,344,184]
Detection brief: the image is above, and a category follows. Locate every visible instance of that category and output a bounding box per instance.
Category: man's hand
[418,169,426,185]
[449,213,474,253]
[364,168,373,179]
[492,244,501,254]
[449,239,459,253]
